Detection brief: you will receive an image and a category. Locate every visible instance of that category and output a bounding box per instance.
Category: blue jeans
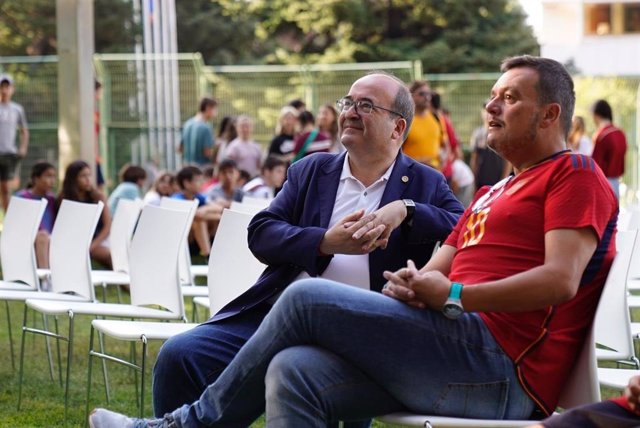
[152,303,271,415]
[166,279,534,427]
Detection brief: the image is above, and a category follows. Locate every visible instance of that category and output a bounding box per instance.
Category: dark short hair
[298,111,315,127]
[218,158,238,173]
[592,99,613,122]
[288,98,306,110]
[262,156,286,172]
[121,165,147,183]
[430,92,441,110]
[501,55,575,138]
[199,97,218,113]
[176,165,203,189]
[30,161,55,180]
[409,80,429,94]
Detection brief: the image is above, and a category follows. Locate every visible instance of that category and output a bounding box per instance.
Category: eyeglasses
[336,98,404,119]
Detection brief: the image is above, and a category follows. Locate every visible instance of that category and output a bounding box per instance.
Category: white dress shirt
[295,154,395,290]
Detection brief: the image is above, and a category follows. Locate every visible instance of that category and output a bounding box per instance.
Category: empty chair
[90,198,143,300]
[192,208,266,320]
[0,196,48,291]
[595,230,639,367]
[18,204,193,422]
[0,200,103,371]
[159,197,209,294]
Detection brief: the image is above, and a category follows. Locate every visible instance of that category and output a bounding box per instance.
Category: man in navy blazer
[152,72,464,417]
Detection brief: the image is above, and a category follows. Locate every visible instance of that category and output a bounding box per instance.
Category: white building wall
[540,0,640,75]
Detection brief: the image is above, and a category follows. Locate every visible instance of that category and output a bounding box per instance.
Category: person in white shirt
[243,156,287,199]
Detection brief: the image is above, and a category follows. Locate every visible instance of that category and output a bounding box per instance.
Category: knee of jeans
[265,348,311,400]
[432,379,510,419]
[154,334,193,374]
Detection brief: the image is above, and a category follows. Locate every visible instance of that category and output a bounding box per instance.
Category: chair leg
[17,304,29,410]
[54,316,63,387]
[85,325,96,428]
[63,311,75,425]
[101,283,107,302]
[131,341,139,409]
[42,313,55,381]
[140,335,148,418]
[6,300,15,370]
[192,299,198,323]
[116,285,123,303]
[98,330,111,403]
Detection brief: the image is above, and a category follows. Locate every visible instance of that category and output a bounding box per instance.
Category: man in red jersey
[90,57,617,428]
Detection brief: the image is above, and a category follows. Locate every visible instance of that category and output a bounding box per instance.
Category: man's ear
[391,118,407,142]
[540,103,561,129]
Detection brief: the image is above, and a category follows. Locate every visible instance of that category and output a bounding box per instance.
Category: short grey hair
[366,70,414,141]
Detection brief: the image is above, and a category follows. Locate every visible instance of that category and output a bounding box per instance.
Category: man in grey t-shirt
[0,74,29,213]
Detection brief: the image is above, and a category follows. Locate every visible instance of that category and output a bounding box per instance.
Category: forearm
[460,265,578,313]
[20,129,29,152]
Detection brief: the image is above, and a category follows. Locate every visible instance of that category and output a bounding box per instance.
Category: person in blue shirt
[172,165,224,256]
[107,164,146,214]
[179,97,218,166]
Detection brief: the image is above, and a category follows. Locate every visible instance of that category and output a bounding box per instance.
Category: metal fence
[0,54,638,205]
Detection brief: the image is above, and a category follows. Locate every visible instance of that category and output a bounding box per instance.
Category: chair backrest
[623,207,640,279]
[620,206,640,232]
[128,204,192,316]
[49,200,104,299]
[0,196,48,289]
[207,209,266,316]
[159,197,198,285]
[557,231,638,408]
[109,198,143,274]
[594,229,638,359]
[241,195,272,209]
[229,200,264,216]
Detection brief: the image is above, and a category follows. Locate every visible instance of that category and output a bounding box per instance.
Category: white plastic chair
[595,230,640,367]
[17,204,193,422]
[0,196,47,369]
[159,198,209,302]
[240,195,272,209]
[90,198,143,301]
[0,200,102,371]
[192,208,266,321]
[229,199,266,216]
[0,196,47,291]
[36,198,145,302]
[84,209,265,417]
[158,197,209,290]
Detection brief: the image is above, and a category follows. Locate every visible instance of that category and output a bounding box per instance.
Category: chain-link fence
[1,54,638,205]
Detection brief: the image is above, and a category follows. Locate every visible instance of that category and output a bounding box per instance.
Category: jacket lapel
[316,153,345,227]
[379,151,415,208]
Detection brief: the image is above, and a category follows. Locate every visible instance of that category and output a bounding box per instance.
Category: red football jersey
[444,151,618,415]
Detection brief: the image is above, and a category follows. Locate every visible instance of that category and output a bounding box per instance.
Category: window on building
[624,3,640,33]
[585,2,640,35]
[585,4,612,35]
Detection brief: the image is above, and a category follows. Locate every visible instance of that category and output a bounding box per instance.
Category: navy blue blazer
[212,151,464,321]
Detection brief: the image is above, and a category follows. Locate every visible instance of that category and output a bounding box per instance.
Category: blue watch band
[450,282,463,300]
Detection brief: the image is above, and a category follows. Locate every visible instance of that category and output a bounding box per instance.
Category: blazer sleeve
[408,174,464,244]
[247,161,333,277]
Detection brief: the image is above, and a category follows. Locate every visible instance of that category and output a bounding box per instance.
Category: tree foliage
[0,0,539,72]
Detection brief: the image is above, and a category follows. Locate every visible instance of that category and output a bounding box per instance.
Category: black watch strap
[402,199,415,227]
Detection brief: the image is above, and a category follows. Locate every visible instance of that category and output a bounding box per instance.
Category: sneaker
[89,408,177,428]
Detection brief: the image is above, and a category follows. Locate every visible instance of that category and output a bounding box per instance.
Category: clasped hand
[319,201,406,255]
[382,260,450,310]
